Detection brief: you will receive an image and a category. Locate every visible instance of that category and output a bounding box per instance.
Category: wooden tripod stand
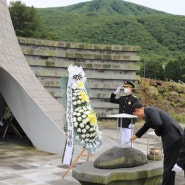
[3,122,22,139]
[62,147,93,179]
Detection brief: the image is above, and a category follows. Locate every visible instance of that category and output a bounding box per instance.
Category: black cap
[123,81,135,88]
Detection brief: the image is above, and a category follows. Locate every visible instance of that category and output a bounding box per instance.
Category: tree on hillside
[140,59,166,80]
[9,1,41,37]
[9,1,58,40]
[165,56,185,82]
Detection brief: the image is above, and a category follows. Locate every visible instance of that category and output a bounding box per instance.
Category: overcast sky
[6,0,185,16]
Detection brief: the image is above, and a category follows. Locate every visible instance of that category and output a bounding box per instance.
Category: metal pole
[143,60,145,78]
[131,118,133,147]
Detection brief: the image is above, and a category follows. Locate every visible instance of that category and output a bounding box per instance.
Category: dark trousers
[177,130,185,169]
[162,139,182,185]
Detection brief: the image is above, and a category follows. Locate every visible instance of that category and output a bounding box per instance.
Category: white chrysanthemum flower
[82,119,87,124]
[72,97,76,100]
[77,128,81,132]
[84,111,89,115]
[73,117,77,122]
[77,100,81,104]
[73,101,77,105]
[77,117,82,122]
[86,134,90,138]
[92,132,96,136]
[73,112,76,116]
[90,127,95,132]
[74,122,78,128]
[82,129,86,133]
[75,107,79,111]
[82,114,86,118]
[77,113,81,117]
[81,134,86,138]
[85,138,89,142]
[79,123,84,128]
[86,125,90,130]
[86,111,91,115]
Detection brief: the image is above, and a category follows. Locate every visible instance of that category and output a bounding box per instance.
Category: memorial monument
[0,0,66,154]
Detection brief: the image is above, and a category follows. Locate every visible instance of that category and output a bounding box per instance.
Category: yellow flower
[88,113,97,125]
[80,91,88,102]
[77,81,84,89]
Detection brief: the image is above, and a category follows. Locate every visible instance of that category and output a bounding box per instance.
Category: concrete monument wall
[18,37,140,117]
[0,0,66,154]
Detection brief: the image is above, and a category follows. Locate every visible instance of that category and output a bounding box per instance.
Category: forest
[9,0,185,82]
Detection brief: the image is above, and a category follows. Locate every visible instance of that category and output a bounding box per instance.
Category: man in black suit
[110,81,138,146]
[130,103,184,185]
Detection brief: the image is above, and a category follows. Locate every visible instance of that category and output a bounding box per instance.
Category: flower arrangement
[71,81,101,150]
[3,106,12,120]
[73,106,98,143]
[63,64,102,165]
[0,106,13,126]
[72,89,89,107]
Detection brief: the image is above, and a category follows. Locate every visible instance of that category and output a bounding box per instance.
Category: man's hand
[114,86,121,95]
[172,164,183,173]
[130,135,137,141]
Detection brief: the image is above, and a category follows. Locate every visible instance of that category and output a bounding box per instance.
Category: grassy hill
[37,0,185,61]
[57,0,163,15]
[135,78,185,123]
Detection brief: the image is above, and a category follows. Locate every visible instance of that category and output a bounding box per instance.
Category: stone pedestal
[72,161,163,185]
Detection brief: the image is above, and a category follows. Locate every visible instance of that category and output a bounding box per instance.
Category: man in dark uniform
[110,81,138,146]
[130,103,184,185]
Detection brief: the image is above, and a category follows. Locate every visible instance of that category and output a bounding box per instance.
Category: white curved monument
[0,0,66,154]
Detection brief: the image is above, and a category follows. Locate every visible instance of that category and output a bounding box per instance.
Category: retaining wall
[18,37,140,117]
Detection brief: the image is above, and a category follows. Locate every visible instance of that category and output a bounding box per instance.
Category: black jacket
[110,93,138,128]
[135,106,184,152]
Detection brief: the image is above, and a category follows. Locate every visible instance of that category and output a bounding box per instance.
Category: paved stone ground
[0,122,184,185]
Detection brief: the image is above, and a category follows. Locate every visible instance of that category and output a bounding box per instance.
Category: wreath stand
[62,147,93,179]
[3,122,22,139]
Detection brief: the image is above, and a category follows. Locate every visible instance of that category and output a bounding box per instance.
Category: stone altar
[72,161,162,185]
